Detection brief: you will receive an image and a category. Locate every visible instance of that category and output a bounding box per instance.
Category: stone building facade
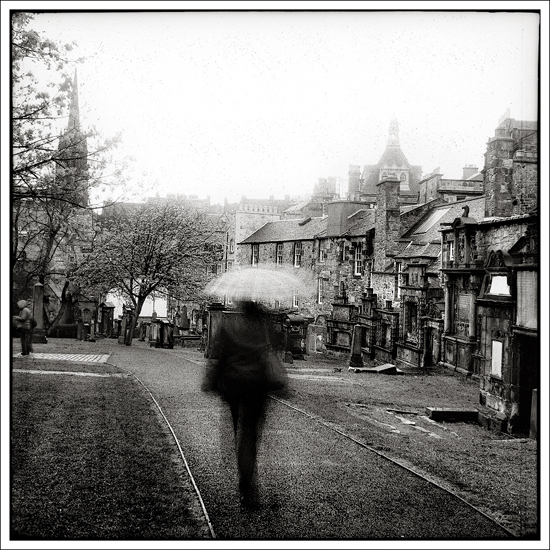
[439,115,538,434]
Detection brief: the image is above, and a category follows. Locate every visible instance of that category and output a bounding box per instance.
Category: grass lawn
[10,365,210,540]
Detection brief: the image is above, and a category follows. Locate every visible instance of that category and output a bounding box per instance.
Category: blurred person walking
[201,300,287,508]
[14,300,33,357]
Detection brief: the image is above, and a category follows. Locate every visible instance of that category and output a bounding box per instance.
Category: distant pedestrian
[14,300,33,357]
[201,300,287,508]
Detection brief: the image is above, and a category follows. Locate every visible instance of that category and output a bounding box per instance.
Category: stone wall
[371,272,396,308]
[475,220,530,261]
[511,157,538,216]
[418,174,441,203]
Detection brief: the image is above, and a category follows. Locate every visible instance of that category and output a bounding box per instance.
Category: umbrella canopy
[204,265,310,303]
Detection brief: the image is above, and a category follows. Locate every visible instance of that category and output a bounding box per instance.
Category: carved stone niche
[509,224,538,265]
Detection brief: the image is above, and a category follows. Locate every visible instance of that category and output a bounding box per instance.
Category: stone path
[13,369,127,378]
[14,353,111,363]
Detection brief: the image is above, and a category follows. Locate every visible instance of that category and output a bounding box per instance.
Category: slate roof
[396,242,442,259]
[344,209,375,237]
[284,199,311,213]
[239,217,327,244]
[400,197,486,244]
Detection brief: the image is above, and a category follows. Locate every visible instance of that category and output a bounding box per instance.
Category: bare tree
[72,199,220,345]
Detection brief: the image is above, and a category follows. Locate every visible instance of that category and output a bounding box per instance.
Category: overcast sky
[11,6,542,205]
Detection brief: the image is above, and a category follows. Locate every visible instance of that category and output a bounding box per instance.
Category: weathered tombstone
[32,282,47,343]
[181,305,190,330]
[349,324,363,369]
[118,314,127,345]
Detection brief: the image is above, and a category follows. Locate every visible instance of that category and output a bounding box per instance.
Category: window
[448,240,455,261]
[294,242,302,267]
[487,275,510,296]
[276,243,283,265]
[292,291,299,308]
[317,278,323,304]
[251,244,259,266]
[354,244,363,276]
[488,275,510,296]
[491,340,503,377]
[318,245,326,263]
[396,262,403,298]
[365,261,373,288]
[229,239,235,253]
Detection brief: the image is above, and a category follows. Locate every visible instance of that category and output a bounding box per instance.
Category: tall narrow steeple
[387,118,400,148]
[57,68,89,207]
[68,69,80,131]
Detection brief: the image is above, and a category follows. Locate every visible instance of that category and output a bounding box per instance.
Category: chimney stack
[374,176,401,265]
[462,165,478,180]
[348,165,361,200]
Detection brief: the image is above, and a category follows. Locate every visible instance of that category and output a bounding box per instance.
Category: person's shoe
[239,493,258,509]
[239,485,259,509]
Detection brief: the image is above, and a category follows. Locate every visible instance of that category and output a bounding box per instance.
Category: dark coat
[202,304,286,396]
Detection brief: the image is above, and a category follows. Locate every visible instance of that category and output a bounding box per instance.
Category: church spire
[68,68,80,131]
[57,68,89,207]
[387,117,400,148]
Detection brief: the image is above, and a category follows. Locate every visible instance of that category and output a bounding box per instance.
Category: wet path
[108,344,513,540]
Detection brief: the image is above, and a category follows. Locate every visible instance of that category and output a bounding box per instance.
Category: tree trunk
[124,297,146,346]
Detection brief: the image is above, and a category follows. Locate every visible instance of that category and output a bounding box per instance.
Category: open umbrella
[204,265,310,303]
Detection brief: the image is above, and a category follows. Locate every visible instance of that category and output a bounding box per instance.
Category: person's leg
[237,394,266,505]
[20,329,29,355]
[227,396,240,437]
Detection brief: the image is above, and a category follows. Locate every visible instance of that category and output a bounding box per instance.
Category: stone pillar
[421,323,429,368]
[444,277,452,334]
[32,282,48,343]
[468,290,476,340]
[124,310,133,346]
[349,324,364,369]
